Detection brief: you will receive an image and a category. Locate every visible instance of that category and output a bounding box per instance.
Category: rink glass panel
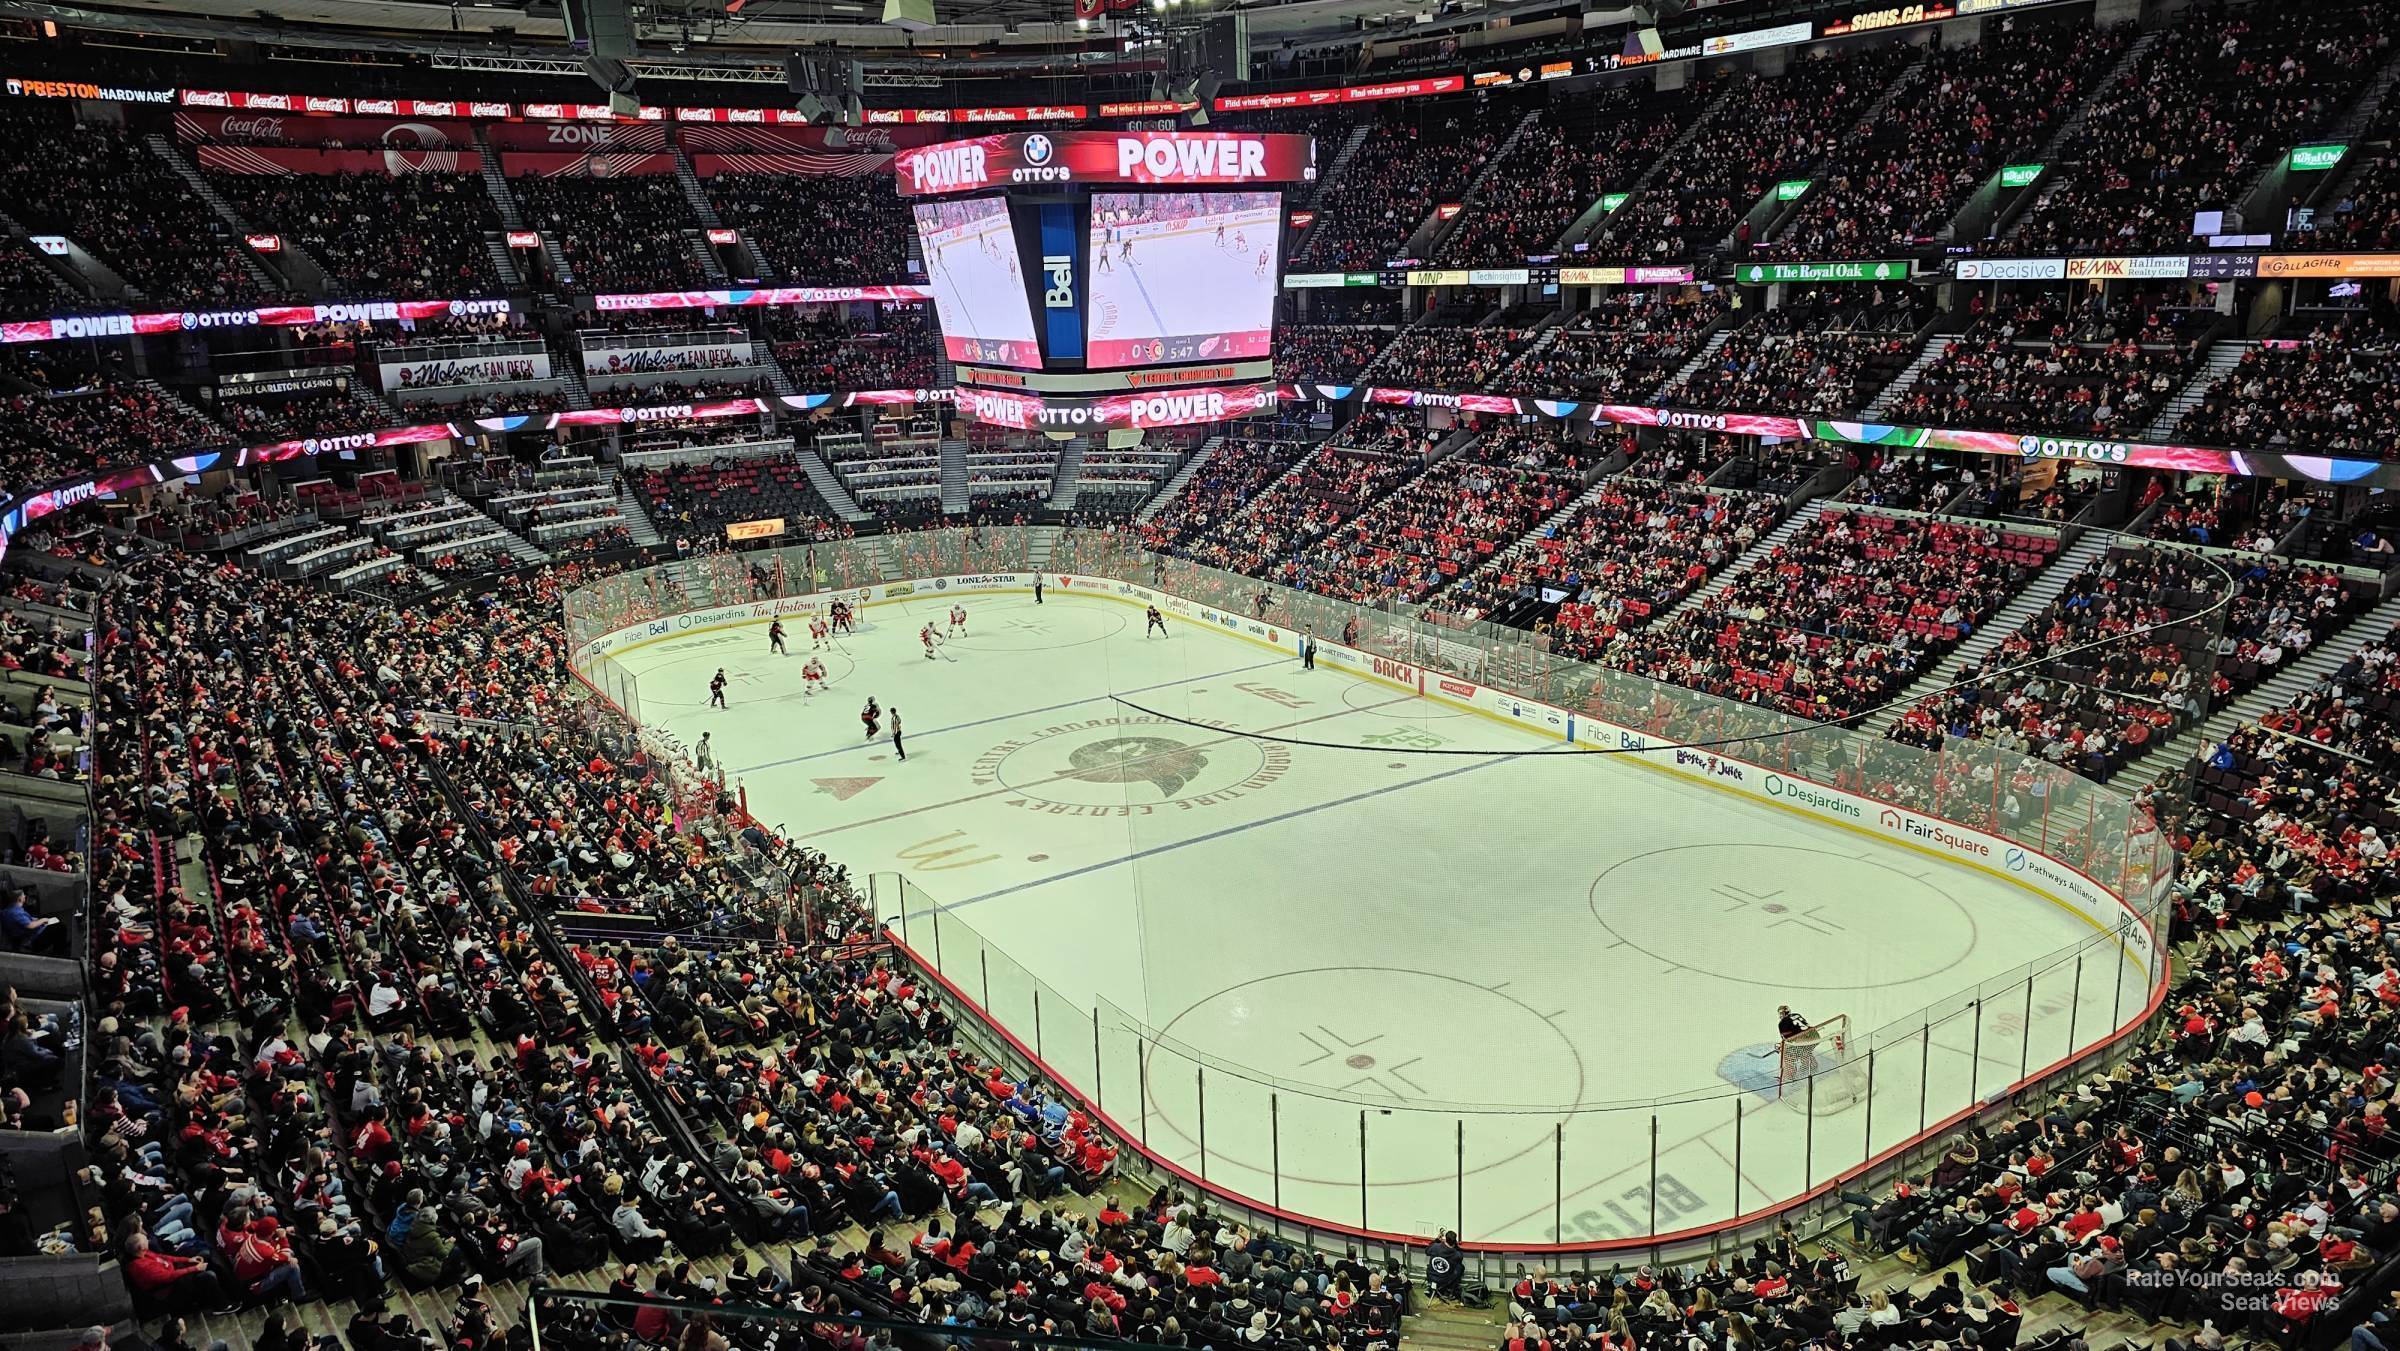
[567,526,2176,1250]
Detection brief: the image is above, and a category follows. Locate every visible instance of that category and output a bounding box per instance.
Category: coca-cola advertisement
[688,151,892,179]
[680,123,953,154]
[174,111,472,150]
[197,144,482,175]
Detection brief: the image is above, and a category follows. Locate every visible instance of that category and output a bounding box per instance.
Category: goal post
[1777,1012,1865,1111]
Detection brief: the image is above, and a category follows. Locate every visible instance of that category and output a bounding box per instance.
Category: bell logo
[1116,136,1268,182]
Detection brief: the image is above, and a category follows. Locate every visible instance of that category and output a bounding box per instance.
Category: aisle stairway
[2144,339,2252,439]
[798,447,874,524]
[1865,336,1956,420]
[1138,435,1223,523]
[2134,588,2400,788]
[1047,437,1089,512]
[939,438,970,515]
[1651,508,1814,623]
[615,478,664,549]
[1864,531,2109,736]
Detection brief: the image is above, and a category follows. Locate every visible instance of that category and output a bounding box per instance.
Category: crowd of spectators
[1757,18,2132,261]
[1668,326,1918,417]
[1447,479,1784,660]
[2138,476,2310,553]
[1138,436,1316,552]
[1590,46,1919,264]
[1889,318,2195,440]
[0,242,72,314]
[1175,418,1427,576]
[1369,328,1529,391]
[510,172,704,291]
[0,106,283,307]
[2176,314,2400,454]
[2288,103,2398,251]
[1297,106,1515,269]
[2006,4,2385,256]
[0,353,229,487]
[1893,545,2358,784]
[1436,85,1692,265]
[215,388,394,441]
[1274,326,1394,383]
[1276,426,1585,603]
[212,170,505,299]
[703,172,911,285]
[1514,290,1733,402]
[766,308,936,390]
[1604,510,2038,721]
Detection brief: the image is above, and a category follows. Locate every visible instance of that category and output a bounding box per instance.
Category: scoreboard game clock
[898,129,1317,429]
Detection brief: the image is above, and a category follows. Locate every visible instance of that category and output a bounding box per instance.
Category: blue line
[726,655,1288,775]
[933,753,1518,913]
[1126,259,1171,339]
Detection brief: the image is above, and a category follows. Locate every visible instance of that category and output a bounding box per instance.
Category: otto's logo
[1657,410,1730,431]
[301,432,380,453]
[180,309,261,330]
[1023,134,1055,164]
[618,404,697,423]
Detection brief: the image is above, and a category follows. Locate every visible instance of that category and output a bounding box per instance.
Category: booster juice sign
[895,132,1316,196]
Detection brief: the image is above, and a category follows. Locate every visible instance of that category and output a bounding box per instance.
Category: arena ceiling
[9,0,1586,63]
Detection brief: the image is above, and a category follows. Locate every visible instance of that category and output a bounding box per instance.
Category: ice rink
[610,588,2150,1244]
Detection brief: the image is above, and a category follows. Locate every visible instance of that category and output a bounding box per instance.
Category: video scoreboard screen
[903,131,1308,367]
[1085,190,1281,367]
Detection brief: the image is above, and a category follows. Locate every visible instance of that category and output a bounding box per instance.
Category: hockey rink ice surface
[613,590,2150,1245]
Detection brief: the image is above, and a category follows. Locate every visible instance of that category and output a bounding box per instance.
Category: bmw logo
[1024,134,1054,165]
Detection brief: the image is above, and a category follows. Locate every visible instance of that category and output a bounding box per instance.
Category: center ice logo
[1063,735,1208,796]
[967,715,1290,815]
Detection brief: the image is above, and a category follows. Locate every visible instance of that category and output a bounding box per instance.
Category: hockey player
[809,616,830,650]
[921,623,940,660]
[1145,605,1168,638]
[802,656,827,696]
[862,697,881,740]
[948,604,968,637]
[709,668,729,708]
[768,619,788,656]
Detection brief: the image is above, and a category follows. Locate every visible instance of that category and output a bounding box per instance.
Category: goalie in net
[1776,1007,1866,1111]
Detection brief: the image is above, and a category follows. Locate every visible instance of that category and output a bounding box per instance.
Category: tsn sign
[898,131,1311,197]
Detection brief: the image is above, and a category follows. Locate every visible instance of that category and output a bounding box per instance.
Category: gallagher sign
[894,131,1316,196]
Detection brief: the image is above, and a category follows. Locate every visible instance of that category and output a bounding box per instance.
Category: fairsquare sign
[894,131,1316,197]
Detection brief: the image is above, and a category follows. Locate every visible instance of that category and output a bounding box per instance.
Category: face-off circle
[1587,844,1979,990]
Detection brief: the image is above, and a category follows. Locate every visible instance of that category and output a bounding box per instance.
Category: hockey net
[1776,1013,1866,1112]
